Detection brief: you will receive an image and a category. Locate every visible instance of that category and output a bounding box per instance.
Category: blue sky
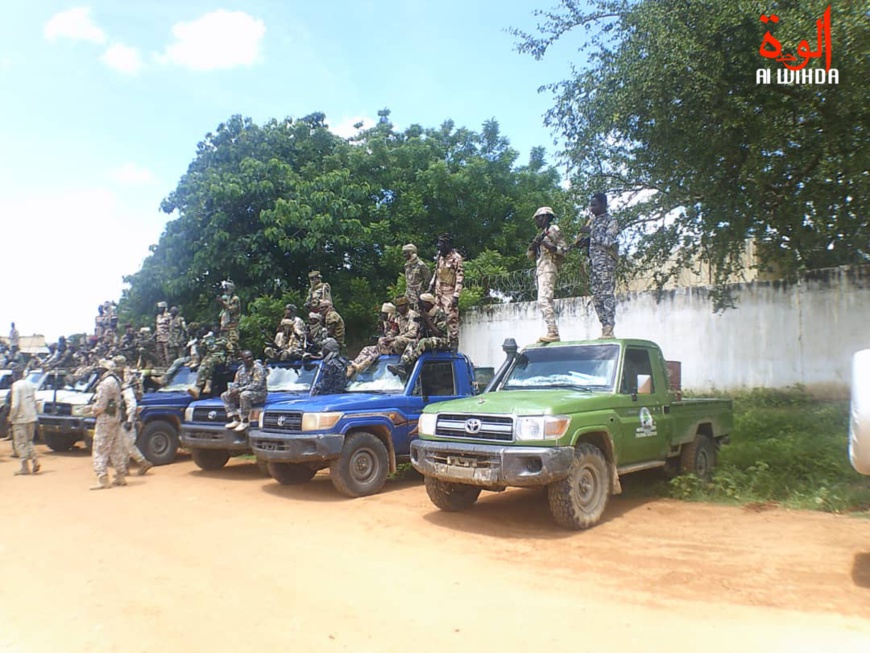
[0,1,582,342]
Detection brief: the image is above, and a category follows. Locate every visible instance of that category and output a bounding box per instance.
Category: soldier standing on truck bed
[304,271,332,312]
[574,193,620,338]
[430,233,463,350]
[155,301,171,368]
[168,305,188,363]
[527,206,568,343]
[217,280,241,359]
[403,243,431,311]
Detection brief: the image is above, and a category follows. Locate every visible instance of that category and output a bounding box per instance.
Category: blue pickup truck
[249,352,478,497]
[179,360,321,471]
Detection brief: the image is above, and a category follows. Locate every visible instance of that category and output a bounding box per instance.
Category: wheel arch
[571,428,621,495]
[347,423,396,474]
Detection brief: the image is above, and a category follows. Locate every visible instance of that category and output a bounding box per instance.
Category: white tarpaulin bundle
[849,349,870,475]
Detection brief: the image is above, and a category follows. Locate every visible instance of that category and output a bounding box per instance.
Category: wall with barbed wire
[460,264,870,397]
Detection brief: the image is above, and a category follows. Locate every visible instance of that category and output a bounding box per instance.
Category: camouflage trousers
[265,346,305,362]
[350,336,415,374]
[401,337,451,369]
[589,249,617,328]
[12,422,38,462]
[156,340,171,368]
[536,269,558,336]
[436,290,460,347]
[222,389,267,420]
[125,425,148,464]
[93,420,127,478]
[222,325,240,358]
[196,352,227,389]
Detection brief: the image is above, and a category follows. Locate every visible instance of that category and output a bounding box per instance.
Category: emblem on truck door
[464,418,482,434]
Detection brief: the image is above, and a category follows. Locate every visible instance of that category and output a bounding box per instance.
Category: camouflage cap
[533,206,555,219]
[308,312,321,322]
[308,270,321,279]
[97,359,115,371]
[381,302,396,314]
[394,297,410,307]
[157,301,168,309]
[284,304,297,312]
[419,292,436,304]
[401,243,417,253]
[112,355,127,368]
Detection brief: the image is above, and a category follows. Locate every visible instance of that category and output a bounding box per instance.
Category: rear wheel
[268,462,317,485]
[329,432,389,498]
[680,434,717,481]
[547,443,610,530]
[192,448,230,471]
[424,477,481,511]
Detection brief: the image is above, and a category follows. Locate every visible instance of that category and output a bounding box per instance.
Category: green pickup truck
[411,338,732,530]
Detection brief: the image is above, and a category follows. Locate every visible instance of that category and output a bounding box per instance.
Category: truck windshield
[26,372,45,385]
[500,344,619,391]
[346,359,405,394]
[267,364,318,392]
[159,366,196,392]
[69,371,100,392]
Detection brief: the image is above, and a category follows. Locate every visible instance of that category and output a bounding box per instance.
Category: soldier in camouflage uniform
[90,359,127,489]
[430,233,463,349]
[388,293,450,380]
[187,331,229,399]
[113,355,152,475]
[304,270,332,312]
[346,301,404,377]
[319,299,346,349]
[217,280,241,359]
[168,306,188,362]
[155,301,171,367]
[265,304,306,361]
[527,206,568,343]
[311,338,348,396]
[9,365,40,475]
[402,243,431,310]
[136,327,160,369]
[575,193,620,338]
[222,350,267,432]
[305,313,328,355]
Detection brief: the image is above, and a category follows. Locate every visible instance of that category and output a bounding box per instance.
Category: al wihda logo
[757,4,839,84]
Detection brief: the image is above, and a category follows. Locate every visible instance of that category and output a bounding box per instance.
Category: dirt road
[1,441,868,652]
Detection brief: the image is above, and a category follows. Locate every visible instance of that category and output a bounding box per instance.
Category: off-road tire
[139,420,179,466]
[680,434,717,481]
[329,431,389,498]
[192,448,230,471]
[424,476,482,511]
[43,433,76,452]
[547,443,610,530]
[268,462,317,485]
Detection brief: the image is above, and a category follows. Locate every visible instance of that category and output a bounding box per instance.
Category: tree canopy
[513,0,869,306]
[121,111,571,352]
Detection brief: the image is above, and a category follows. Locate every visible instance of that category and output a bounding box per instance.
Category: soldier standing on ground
[528,206,568,343]
[9,365,40,476]
[155,301,171,367]
[113,355,152,475]
[430,233,463,349]
[304,271,332,312]
[403,243,431,310]
[217,280,241,358]
[311,339,348,396]
[222,350,268,433]
[90,359,127,490]
[575,193,620,338]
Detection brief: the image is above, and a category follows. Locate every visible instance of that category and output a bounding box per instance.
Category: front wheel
[268,462,317,485]
[192,448,230,471]
[547,443,610,530]
[424,477,481,511]
[43,433,76,452]
[329,432,389,498]
[138,420,179,466]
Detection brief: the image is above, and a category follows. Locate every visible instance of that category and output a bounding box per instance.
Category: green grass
[660,387,870,514]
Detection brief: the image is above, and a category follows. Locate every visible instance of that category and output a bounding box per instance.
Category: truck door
[396,359,463,455]
[614,347,673,465]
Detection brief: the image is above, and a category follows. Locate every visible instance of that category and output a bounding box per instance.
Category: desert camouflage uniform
[349,310,419,375]
[168,313,188,362]
[222,359,268,421]
[305,281,332,312]
[10,378,39,467]
[533,224,568,338]
[219,294,241,358]
[120,371,148,466]
[589,212,619,329]
[433,250,463,347]
[312,354,349,396]
[306,316,328,355]
[92,373,127,480]
[155,311,171,367]
[400,306,449,369]
[404,255,431,309]
[323,308,346,348]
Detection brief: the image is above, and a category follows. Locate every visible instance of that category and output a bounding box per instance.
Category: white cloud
[155,10,265,71]
[330,116,376,139]
[108,162,155,185]
[44,7,107,45]
[100,43,143,74]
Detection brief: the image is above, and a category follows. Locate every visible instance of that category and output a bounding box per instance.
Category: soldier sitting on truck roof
[387,293,450,381]
[187,329,229,399]
[265,304,306,362]
[347,298,419,378]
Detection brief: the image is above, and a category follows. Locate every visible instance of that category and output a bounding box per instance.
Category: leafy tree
[513,0,869,307]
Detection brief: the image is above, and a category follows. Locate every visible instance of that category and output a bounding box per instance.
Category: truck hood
[140,390,190,406]
[423,389,614,416]
[267,392,409,414]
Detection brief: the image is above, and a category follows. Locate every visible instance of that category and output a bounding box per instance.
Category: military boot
[600,325,614,339]
[31,459,41,474]
[90,474,111,490]
[538,333,560,343]
[137,461,153,476]
[112,475,127,487]
[14,459,31,476]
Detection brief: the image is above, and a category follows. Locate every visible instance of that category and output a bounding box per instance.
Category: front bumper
[180,424,251,453]
[410,440,575,488]
[37,416,89,437]
[249,431,345,463]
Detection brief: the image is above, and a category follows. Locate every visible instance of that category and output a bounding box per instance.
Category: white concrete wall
[459,265,870,397]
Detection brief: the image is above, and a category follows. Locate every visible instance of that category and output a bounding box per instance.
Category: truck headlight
[418,413,437,436]
[301,412,343,431]
[259,411,266,429]
[515,415,571,441]
[184,406,194,421]
[36,400,44,413]
[71,404,92,417]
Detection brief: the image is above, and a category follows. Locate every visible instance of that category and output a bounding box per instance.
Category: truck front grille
[261,412,303,432]
[42,403,72,416]
[434,414,514,442]
[191,406,228,423]
[251,439,292,454]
